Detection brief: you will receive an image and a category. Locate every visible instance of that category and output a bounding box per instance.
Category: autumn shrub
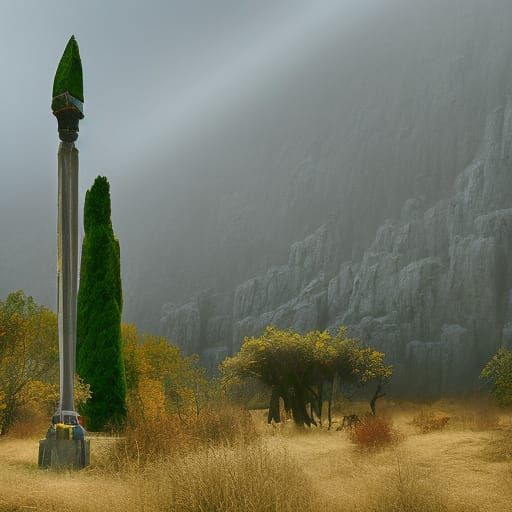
[350,415,398,450]
[4,378,91,438]
[412,409,451,433]
[8,405,47,438]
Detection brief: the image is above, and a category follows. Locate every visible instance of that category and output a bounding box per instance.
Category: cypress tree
[77,176,126,430]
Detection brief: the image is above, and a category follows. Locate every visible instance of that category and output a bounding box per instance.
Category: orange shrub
[350,415,397,449]
[412,410,451,433]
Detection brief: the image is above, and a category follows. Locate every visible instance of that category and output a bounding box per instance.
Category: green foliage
[481,348,512,406]
[77,176,126,431]
[221,326,392,427]
[0,291,58,435]
[52,35,84,101]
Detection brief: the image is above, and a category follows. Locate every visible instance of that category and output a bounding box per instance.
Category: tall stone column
[57,142,79,415]
[39,36,89,470]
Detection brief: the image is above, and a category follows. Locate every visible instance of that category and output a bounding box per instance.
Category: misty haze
[2,1,512,510]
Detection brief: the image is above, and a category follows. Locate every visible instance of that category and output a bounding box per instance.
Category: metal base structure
[38,410,89,470]
[38,438,90,470]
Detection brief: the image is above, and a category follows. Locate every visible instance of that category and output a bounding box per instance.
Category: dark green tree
[77,176,126,430]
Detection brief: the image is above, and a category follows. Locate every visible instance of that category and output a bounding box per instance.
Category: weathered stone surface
[161,99,512,392]
[439,324,477,394]
[160,302,201,355]
[201,346,229,373]
[405,340,442,397]
[327,262,358,324]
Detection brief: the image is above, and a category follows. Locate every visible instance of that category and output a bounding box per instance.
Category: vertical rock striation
[161,99,512,395]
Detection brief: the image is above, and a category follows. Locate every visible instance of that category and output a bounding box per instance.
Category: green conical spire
[53,35,84,102]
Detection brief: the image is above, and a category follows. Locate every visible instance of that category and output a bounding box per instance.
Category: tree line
[1,287,511,434]
[0,290,209,435]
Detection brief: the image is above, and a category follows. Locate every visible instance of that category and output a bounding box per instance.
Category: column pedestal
[38,438,90,470]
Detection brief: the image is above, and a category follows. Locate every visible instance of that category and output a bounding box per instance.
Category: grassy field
[0,399,511,511]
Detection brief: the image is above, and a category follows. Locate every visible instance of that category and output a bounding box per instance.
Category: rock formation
[119,2,512,334]
[162,99,512,395]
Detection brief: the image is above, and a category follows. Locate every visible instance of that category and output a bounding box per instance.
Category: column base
[38,438,90,470]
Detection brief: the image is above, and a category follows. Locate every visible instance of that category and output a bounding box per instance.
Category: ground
[0,401,511,511]
[264,409,512,511]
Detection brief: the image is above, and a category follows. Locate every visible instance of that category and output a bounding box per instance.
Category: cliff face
[121,1,512,332]
[161,99,512,395]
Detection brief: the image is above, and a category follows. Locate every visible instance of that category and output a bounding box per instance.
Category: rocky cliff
[120,2,512,333]
[161,99,512,395]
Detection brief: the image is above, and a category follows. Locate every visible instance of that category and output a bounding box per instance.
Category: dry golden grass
[0,438,322,512]
[261,400,512,512]
[0,437,134,512]
[129,444,323,511]
[0,399,511,512]
[104,402,257,469]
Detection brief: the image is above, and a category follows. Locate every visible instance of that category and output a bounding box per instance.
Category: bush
[350,415,398,450]
[481,348,512,406]
[412,410,450,433]
[7,405,47,438]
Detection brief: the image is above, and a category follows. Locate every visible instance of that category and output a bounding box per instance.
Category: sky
[0,0,375,308]
[0,0,369,185]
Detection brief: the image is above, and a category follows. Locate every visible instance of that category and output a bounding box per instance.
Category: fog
[0,0,369,311]
[1,1,512,334]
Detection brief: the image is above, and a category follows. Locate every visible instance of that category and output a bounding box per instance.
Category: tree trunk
[370,382,386,416]
[289,387,316,427]
[0,398,17,436]
[267,387,281,424]
[328,375,337,430]
[317,381,324,426]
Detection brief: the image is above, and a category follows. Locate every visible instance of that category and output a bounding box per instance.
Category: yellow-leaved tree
[221,326,392,428]
[121,324,210,423]
[0,291,59,435]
